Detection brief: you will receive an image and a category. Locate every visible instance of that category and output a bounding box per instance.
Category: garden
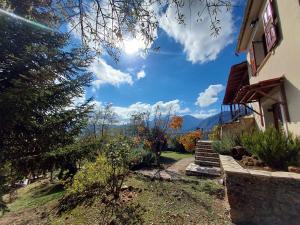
[212,126,300,173]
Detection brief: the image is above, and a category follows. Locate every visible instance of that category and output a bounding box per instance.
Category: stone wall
[220,117,255,138]
[220,155,300,225]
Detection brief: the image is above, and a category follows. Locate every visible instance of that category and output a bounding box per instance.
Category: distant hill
[181,111,232,132]
[181,115,202,132]
[84,111,233,134]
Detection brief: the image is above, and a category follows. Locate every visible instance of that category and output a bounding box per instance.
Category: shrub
[129,147,155,169]
[178,130,202,153]
[104,136,131,199]
[241,127,300,169]
[65,136,131,203]
[212,135,235,155]
[68,155,109,194]
[169,137,186,153]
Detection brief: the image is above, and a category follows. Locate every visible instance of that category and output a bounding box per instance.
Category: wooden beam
[258,99,264,127]
[280,80,290,122]
[243,103,262,116]
[256,90,283,103]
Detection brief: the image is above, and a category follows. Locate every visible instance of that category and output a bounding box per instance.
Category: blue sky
[77,1,246,122]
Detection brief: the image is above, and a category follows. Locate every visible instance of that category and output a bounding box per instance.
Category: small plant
[212,135,235,155]
[241,127,300,169]
[104,136,131,199]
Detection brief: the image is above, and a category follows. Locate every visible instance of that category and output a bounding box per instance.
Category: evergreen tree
[0,12,93,177]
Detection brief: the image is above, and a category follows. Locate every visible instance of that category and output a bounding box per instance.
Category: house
[222,0,300,136]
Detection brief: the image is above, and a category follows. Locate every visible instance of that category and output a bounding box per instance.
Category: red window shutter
[249,43,257,76]
[263,0,277,52]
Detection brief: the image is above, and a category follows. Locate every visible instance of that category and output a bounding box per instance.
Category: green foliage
[241,127,300,169]
[0,167,8,215]
[65,136,131,204]
[0,11,93,178]
[169,137,186,153]
[48,137,104,180]
[212,135,235,155]
[104,136,131,199]
[68,155,109,194]
[129,147,155,169]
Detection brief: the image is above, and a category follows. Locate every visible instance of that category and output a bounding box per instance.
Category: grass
[6,179,65,212]
[51,174,230,225]
[160,151,193,167]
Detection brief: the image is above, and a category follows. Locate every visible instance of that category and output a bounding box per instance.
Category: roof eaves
[236,0,254,53]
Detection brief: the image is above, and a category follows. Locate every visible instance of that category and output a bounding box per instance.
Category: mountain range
[180,111,232,132]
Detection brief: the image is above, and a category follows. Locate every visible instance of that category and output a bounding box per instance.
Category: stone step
[197,144,212,148]
[195,160,220,167]
[196,146,213,150]
[185,163,221,177]
[196,147,213,151]
[196,152,219,157]
[195,156,220,163]
[195,149,214,153]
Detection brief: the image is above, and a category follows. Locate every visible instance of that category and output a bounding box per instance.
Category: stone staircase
[195,141,220,167]
[186,140,221,177]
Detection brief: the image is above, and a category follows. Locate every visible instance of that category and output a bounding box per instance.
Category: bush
[212,135,235,155]
[178,130,202,153]
[168,137,186,153]
[68,155,109,194]
[241,127,300,169]
[65,136,131,203]
[129,147,155,169]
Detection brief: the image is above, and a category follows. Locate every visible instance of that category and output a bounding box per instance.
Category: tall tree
[0,11,93,177]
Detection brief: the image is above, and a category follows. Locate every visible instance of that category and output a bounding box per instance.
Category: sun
[123,38,143,55]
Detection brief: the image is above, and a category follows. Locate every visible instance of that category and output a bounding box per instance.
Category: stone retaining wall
[220,155,300,225]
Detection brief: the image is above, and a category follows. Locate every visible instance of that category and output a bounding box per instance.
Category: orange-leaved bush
[178,130,202,152]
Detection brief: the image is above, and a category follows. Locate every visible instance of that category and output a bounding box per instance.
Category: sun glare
[123,39,143,55]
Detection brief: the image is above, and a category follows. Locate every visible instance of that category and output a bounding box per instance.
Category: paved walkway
[135,157,194,180]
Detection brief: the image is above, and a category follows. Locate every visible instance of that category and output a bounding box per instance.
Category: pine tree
[0,12,93,177]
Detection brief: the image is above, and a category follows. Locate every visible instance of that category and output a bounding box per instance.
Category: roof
[236,0,265,53]
[223,61,249,105]
[233,77,284,104]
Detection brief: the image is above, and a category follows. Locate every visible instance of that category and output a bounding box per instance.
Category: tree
[178,129,202,152]
[89,103,117,138]
[130,106,175,167]
[0,11,93,178]
[169,116,183,131]
[1,0,232,60]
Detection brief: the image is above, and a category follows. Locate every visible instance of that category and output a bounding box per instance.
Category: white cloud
[136,70,146,80]
[195,84,225,107]
[159,2,234,63]
[93,99,190,123]
[191,109,219,119]
[90,58,133,89]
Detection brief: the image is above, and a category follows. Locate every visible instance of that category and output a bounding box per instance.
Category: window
[262,0,278,52]
[249,0,279,76]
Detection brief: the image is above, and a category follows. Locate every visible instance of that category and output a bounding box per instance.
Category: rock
[246,161,254,166]
[288,166,300,174]
[231,146,250,160]
[128,193,133,198]
[121,185,128,191]
[218,178,224,185]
